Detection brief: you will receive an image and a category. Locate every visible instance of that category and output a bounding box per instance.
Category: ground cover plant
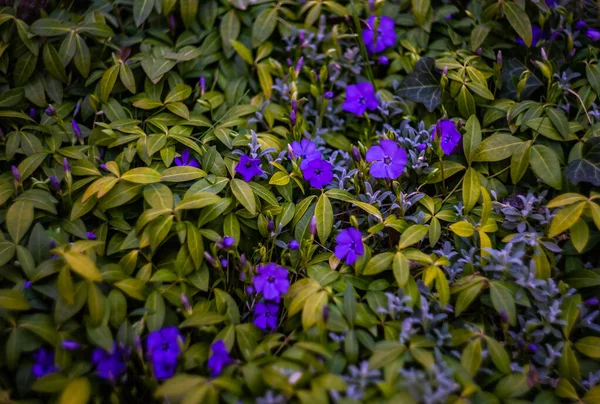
[0,0,600,402]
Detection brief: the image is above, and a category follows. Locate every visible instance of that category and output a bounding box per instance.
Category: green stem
[440,157,447,197]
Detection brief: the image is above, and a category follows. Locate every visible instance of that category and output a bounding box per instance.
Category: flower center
[384,157,391,165]
[245,161,252,168]
[359,96,366,105]
[315,169,322,175]
[162,343,169,350]
[268,276,275,282]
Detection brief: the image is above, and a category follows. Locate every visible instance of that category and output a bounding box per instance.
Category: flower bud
[499,310,508,324]
[45,104,56,116]
[527,343,538,353]
[541,48,548,61]
[181,293,192,314]
[204,252,217,267]
[268,220,275,233]
[28,108,35,120]
[496,51,502,68]
[62,340,81,351]
[295,57,304,76]
[72,120,82,139]
[442,66,448,76]
[63,158,70,173]
[11,166,21,183]
[169,14,176,31]
[220,258,229,268]
[290,109,297,126]
[288,240,300,250]
[221,236,235,249]
[24,281,32,289]
[378,56,389,65]
[352,146,361,162]
[324,91,334,99]
[49,176,60,191]
[199,76,206,96]
[585,297,599,307]
[87,232,97,240]
[287,144,296,160]
[74,100,81,117]
[240,254,247,268]
[310,215,317,236]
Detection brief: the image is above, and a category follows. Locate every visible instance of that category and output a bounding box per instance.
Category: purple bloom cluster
[252,263,290,330]
[291,139,333,189]
[362,16,396,54]
[334,228,364,265]
[147,327,184,380]
[92,343,129,380]
[32,348,57,378]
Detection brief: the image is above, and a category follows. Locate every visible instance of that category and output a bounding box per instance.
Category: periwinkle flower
[174,149,200,168]
[86,232,96,240]
[11,166,21,182]
[207,340,232,377]
[220,258,228,267]
[362,16,396,53]
[72,120,82,139]
[147,326,184,380]
[24,281,32,289]
[587,28,600,41]
[254,301,279,330]
[49,176,60,191]
[253,263,290,302]
[546,0,558,7]
[32,348,57,378]
[575,21,587,30]
[378,56,389,65]
[516,25,543,46]
[585,298,599,307]
[366,140,407,179]
[28,108,35,119]
[235,155,263,182]
[288,240,300,250]
[334,228,364,265]
[92,343,128,380]
[221,236,235,249]
[181,293,192,313]
[324,91,334,99]
[528,343,538,353]
[343,83,378,116]
[199,76,206,95]
[290,139,321,162]
[290,109,297,126]
[433,120,462,155]
[301,158,333,188]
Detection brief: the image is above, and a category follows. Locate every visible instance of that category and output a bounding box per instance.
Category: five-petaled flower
[301,158,333,189]
[290,139,321,162]
[147,326,184,380]
[92,343,129,380]
[433,120,462,155]
[334,228,364,265]
[207,340,232,377]
[235,155,263,182]
[362,16,396,54]
[343,83,379,116]
[587,28,600,41]
[253,263,290,302]
[253,301,279,330]
[366,140,407,179]
[174,149,200,168]
[32,348,57,378]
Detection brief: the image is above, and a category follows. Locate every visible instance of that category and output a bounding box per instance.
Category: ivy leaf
[566,137,600,186]
[397,57,441,111]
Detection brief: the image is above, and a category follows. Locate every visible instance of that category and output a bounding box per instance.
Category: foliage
[0,0,599,403]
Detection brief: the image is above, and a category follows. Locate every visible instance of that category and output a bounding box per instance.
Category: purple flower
[416,143,427,152]
[587,28,600,41]
[290,109,297,126]
[181,293,192,313]
[301,158,333,188]
[92,343,128,380]
[366,140,407,180]
[11,166,21,182]
[433,120,462,155]
[86,232,96,240]
[545,0,558,7]
[147,327,184,380]
[235,155,263,182]
[72,120,81,139]
[207,340,232,377]
[62,340,81,351]
[444,14,453,20]
[253,301,279,330]
[45,104,56,116]
[310,215,317,236]
[290,139,321,161]
[516,25,543,46]
[28,108,35,119]
[295,57,304,76]
[575,21,587,30]
[334,228,364,265]
[362,16,396,54]
[343,83,379,116]
[63,158,70,173]
[585,297,599,307]
[32,348,57,378]
[220,258,228,267]
[24,281,32,289]
[378,56,389,65]
[221,236,235,249]
[288,240,300,250]
[199,77,206,95]
[253,263,290,302]
[527,344,538,353]
[324,91,334,99]
[174,149,200,168]
[49,176,60,191]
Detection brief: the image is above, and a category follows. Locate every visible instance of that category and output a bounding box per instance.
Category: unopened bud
[541,48,548,61]
[62,340,81,351]
[290,109,297,126]
[204,252,217,267]
[496,51,503,68]
[352,146,361,162]
[295,57,304,76]
[11,166,21,183]
[72,120,82,139]
[181,293,192,314]
[45,104,56,116]
[310,215,317,236]
[63,158,70,173]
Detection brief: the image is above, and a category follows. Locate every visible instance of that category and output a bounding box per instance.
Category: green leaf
[231,40,253,64]
[398,225,428,249]
[59,31,76,65]
[363,253,394,275]
[315,194,333,243]
[574,336,600,358]
[546,108,570,139]
[43,43,67,83]
[449,221,474,237]
[393,252,410,287]
[119,63,136,94]
[180,0,199,29]
[565,269,600,288]
[0,289,30,311]
[230,179,256,215]
[0,241,16,267]
[412,0,430,26]
[490,281,516,326]
[252,8,278,48]
[121,167,162,184]
[560,294,581,339]
[470,24,491,52]
[7,200,34,244]
[566,137,600,186]
[473,134,522,162]
[548,201,585,237]
[161,166,206,182]
[14,52,37,87]
[462,168,480,214]
[486,337,511,374]
[32,373,69,393]
[31,18,70,36]
[494,373,531,399]
[59,378,91,404]
[180,312,227,327]
[461,338,482,376]
[87,282,105,326]
[133,0,154,27]
[220,9,240,56]
[530,144,562,190]
[504,1,532,47]
[74,34,90,77]
[463,115,481,165]
[99,65,119,103]
[63,251,102,281]
[455,282,484,316]
[176,192,221,210]
[587,64,600,94]
[397,57,441,111]
[510,141,531,184]
[146,290,166,332]
[164,84,192,104]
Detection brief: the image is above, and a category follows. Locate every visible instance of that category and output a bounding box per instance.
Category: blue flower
[343,83,379,116]
[290,139,321,161]
[253,301,279,330]
[301,158,333,189]
[288,240,300,250]
[147,326,184,380]
[334,228,364,265]
[253,263,290,302]
[366,140,407,179]
[362,16,396,54]
[174,149,200,168]
[587,28,600,41]
[516,25,543,46]
[92,343,128,380]
[32,348,57,378]
[235,155,263,182]
[433,120,462,155]
[207,340,232,377]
